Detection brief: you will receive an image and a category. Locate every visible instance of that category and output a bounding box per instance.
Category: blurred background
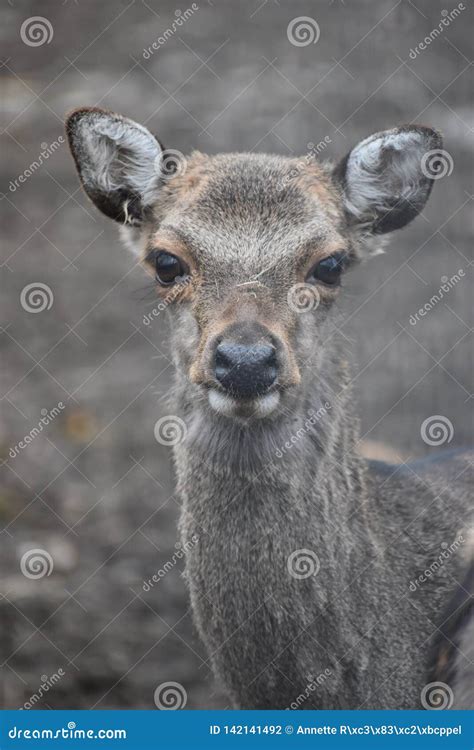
[1,0,472,709]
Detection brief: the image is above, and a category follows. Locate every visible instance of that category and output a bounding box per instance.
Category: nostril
[214,343,234,370]
[259,345,277,368]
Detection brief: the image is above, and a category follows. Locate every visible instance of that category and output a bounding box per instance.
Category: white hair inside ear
[336,125,441,235]
[80,113,162,206]
[66,109,166,224]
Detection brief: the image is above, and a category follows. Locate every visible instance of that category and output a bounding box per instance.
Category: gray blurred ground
[0,0,472,709]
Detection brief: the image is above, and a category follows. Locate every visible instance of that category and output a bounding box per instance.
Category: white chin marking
[208,390,280,419]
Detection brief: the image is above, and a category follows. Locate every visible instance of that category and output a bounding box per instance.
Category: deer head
[66,108,441,421]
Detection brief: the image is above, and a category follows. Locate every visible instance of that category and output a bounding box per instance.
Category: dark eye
[307,253,346,286]
[154,251,189,286]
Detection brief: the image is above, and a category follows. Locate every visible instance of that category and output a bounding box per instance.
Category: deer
[66,107,473,710]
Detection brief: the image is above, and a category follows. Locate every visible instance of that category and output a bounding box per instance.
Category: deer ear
[333,125,443,234]
[66,108,165,225]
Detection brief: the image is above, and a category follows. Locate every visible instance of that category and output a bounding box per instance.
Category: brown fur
[65,108,473,709]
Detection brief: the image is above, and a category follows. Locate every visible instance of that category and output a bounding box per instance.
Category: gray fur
[451,616,474,708]
[66,109,473,710]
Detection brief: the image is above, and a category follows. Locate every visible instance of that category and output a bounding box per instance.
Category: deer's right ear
[333,125,442,235]
[65,108,164,225]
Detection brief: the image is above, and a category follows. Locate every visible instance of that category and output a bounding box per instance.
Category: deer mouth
[207,388,281,420]
[191,322,297,419]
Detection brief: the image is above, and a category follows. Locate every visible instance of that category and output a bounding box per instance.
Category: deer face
[67,109,440,421]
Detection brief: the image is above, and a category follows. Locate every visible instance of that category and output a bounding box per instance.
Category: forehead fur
[156,152,345,271]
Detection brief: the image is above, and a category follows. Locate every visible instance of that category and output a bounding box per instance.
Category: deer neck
[174,358,382,692]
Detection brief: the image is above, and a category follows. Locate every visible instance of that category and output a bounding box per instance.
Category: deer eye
[154,251,189,286]
[307,252,346,286]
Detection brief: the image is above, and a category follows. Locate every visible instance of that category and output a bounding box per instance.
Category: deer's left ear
[66,107,164,225]
[333,125,443,234]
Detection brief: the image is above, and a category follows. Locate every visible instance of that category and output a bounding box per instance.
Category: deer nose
[214,342,278,398]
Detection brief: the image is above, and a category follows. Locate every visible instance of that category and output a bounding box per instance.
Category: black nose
[214,342,278,398]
